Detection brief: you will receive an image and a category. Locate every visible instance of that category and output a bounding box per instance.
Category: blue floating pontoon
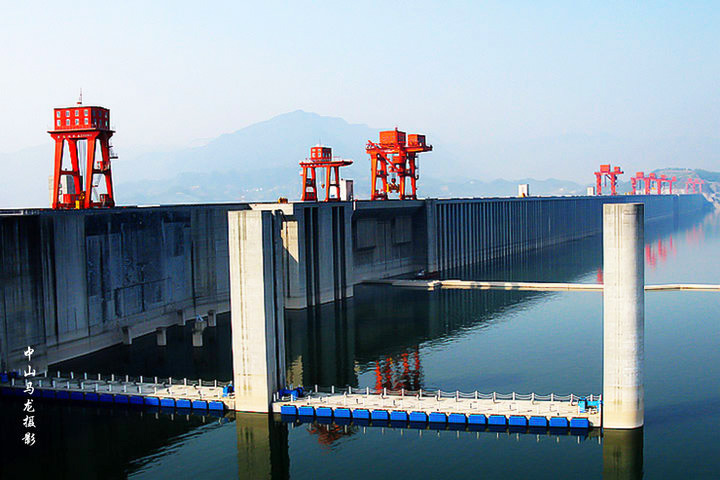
[428,412,447,424]
[569,417,590,429]
[334,408,352,418]
[488,415,507,426]
[529,416,548,428]
[352,408,370,420]
[298,405,315,417]
[409,411,427,423]
[468,414,487,425]
[371,409,389,421]
[390,411,409,422]
[315,407,333,417]
[448,413,467,424]
[549,417,569,428]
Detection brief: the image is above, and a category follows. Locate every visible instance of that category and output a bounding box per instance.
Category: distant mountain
[652,168,720,205]
[115,111,585,203]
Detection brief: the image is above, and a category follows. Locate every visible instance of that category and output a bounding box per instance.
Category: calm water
[1,211,718,479]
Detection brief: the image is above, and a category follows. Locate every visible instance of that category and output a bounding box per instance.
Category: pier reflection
[603,428,644,480]
[235,414,289,480]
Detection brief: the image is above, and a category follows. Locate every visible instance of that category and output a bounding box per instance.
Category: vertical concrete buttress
[228,210,286,413]
[603,203,645,429]
[425,200,438,273]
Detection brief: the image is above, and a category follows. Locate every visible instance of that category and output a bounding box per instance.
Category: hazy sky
[1,1,718,170]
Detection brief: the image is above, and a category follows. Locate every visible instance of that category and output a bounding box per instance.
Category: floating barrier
[0,373,231,413]
[276,403,591,431]
[274,387,600,430]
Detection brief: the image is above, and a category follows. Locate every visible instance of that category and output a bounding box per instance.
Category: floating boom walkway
[0,371,233,412]
[364,279,720,292]
[274,388,601,430]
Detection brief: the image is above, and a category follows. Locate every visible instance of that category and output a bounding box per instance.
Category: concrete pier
[121,326,133,346]
[228,210,286,413]
[156,327,167,346]
[603,203,645,429]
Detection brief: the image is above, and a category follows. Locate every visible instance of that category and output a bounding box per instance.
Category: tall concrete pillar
[603,203,644,429]
[156,327,167,347]
[228,210,286,413]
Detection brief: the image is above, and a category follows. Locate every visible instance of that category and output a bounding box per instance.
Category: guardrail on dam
[0,194,709,371]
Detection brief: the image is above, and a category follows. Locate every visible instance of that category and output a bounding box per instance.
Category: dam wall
[0,194,708,370]
[430,194,707,272]
[0,204,249,370]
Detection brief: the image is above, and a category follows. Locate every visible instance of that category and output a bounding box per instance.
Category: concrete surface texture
[602,203,645,429]
[228,210,286,413]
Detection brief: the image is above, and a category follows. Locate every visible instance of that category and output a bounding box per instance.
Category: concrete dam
[0,194,709,372]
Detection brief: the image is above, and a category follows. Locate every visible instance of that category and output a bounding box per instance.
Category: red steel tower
[366,128,432,200]
[594,164,623,196]
[299,145,353,202]
[661,175,677,194]
[49,100,116,209]
[685,178,705,194]
[630,172,653,195]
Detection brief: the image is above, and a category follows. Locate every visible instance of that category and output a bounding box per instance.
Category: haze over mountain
[2,110,718,207]
[112,111,592,204]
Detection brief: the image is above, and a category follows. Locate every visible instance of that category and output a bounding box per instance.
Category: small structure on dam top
[299,145,353,202]
[49,96,117,209]
[367,128,432,201]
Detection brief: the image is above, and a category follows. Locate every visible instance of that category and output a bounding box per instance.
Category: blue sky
[0,1,718,178]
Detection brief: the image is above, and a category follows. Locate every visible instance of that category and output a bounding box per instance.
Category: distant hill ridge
[116,111,586,203]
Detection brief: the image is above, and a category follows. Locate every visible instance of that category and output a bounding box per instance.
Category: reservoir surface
[2,211,718,479]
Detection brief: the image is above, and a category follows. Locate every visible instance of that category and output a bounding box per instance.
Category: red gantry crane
[594,164,623,196]
[685,178,705,194]
[366,128,432,200]
[300,145,353,202]
[49,97,117,209]
[630,172,651,195]
[661,175,677,194]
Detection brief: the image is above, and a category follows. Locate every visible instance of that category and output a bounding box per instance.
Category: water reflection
[603,428,644,480]
[284,233,607,390]
[0,397,224,479]
[235,414,289,480]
